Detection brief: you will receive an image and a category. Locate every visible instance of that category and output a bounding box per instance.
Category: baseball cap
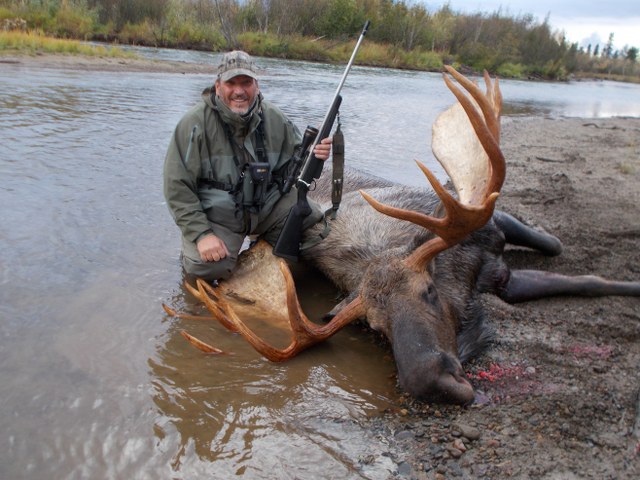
[217,51,258,82]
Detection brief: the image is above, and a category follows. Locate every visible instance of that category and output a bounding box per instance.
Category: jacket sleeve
[163,118,211,244]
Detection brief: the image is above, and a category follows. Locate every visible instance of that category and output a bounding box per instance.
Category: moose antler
[360,66,505,271]
[168,240,365,361]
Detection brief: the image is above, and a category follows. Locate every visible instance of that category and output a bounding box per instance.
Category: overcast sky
[424,0,640,50]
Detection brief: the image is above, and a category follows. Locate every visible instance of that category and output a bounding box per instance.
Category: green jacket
[163,87,302,243]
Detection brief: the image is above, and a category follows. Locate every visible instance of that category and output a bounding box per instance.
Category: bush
[0,30,133,58]
[353,42,389,66]
[54,6,96,38]
[496,62,525,78]
[456,42,496,72]
[541,59,568,80]
[0,7,14,21]
[118,20,156,45]
[408,49,443,70]
[237,31,290,57]
[166,19,224,49]
[284,35,335,62]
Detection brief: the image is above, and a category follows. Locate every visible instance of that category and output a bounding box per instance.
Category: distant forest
[2,0,638,81]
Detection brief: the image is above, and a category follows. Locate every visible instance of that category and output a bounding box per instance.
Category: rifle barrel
[302,20,370,165]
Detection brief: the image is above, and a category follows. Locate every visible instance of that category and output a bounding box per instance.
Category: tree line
[2,0,638,80]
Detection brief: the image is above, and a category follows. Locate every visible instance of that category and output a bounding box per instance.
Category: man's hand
[313,136,332,161]
[197,233,230,262]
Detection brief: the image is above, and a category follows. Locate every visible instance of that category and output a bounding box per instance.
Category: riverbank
[0,51,214,74]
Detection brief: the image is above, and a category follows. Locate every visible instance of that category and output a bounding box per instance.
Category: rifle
[273,20,370,261]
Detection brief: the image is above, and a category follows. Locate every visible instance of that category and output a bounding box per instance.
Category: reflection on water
[1,49,638,478]
[145,267,400,477]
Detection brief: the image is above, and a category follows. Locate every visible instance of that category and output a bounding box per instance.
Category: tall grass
[238,32,340,62]
[0,30,135,58]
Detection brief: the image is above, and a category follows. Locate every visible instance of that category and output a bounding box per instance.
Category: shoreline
[3,52,640,86]
[0,51,215,74]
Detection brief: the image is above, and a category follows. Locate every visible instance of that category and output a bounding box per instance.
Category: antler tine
[197,259,365,362]
[484,70,502,139]
[359,160,475,237]
[444,66,501,141]
[195,279,240,333]
[160,280,221,321]
[278,261,366,349]
[161,302,214,320]
[180,330,226,354]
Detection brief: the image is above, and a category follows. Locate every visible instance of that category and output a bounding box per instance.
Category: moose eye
[421,284,439,305]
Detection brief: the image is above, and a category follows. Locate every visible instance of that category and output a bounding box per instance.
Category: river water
[1,47,639,479]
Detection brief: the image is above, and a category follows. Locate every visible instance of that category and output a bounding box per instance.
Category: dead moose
[163,66,640,404]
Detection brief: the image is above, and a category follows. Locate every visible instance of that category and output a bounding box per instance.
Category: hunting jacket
[163,87,302,244]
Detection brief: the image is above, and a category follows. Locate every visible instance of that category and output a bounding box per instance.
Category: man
[164,50,332,281]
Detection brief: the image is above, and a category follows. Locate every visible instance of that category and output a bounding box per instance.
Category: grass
[0,30,135,58]
[617,162,636,174]
[573,70,640,84]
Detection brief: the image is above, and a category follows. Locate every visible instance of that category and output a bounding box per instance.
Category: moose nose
[395,350,475,405]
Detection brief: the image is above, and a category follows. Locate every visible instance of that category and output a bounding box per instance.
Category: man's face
[215,75,259,114]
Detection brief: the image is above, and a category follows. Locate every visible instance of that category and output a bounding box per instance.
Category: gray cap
[217,50,258,82]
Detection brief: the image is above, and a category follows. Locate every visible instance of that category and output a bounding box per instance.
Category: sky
[424,0,640,51]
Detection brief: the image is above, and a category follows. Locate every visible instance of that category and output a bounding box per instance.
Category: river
[0,47,638,479]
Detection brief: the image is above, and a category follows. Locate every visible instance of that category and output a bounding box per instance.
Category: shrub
[53,7,96,38]
[496,62,525,78]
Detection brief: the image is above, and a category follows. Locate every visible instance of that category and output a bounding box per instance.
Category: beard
[228,97,250,114]
[225,92,260,116]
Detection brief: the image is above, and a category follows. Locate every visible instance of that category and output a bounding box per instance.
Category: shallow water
[1,50,638,478]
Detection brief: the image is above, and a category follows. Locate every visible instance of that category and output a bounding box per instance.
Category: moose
[164,66,640,404]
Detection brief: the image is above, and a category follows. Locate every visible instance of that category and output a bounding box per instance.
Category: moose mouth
[390,311,475,405]
[395,350,475,405]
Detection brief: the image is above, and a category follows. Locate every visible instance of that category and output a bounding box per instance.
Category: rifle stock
[272,188,314,261]
[273,20,370,261]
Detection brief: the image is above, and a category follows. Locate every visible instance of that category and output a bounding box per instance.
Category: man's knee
[182,254,238,282]
[180,225,245,282]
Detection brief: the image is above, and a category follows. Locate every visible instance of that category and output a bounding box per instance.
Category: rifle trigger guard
[298,178,312,189]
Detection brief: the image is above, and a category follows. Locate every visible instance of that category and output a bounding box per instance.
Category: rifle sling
[300,122,345,251]
[329,122,345,219]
